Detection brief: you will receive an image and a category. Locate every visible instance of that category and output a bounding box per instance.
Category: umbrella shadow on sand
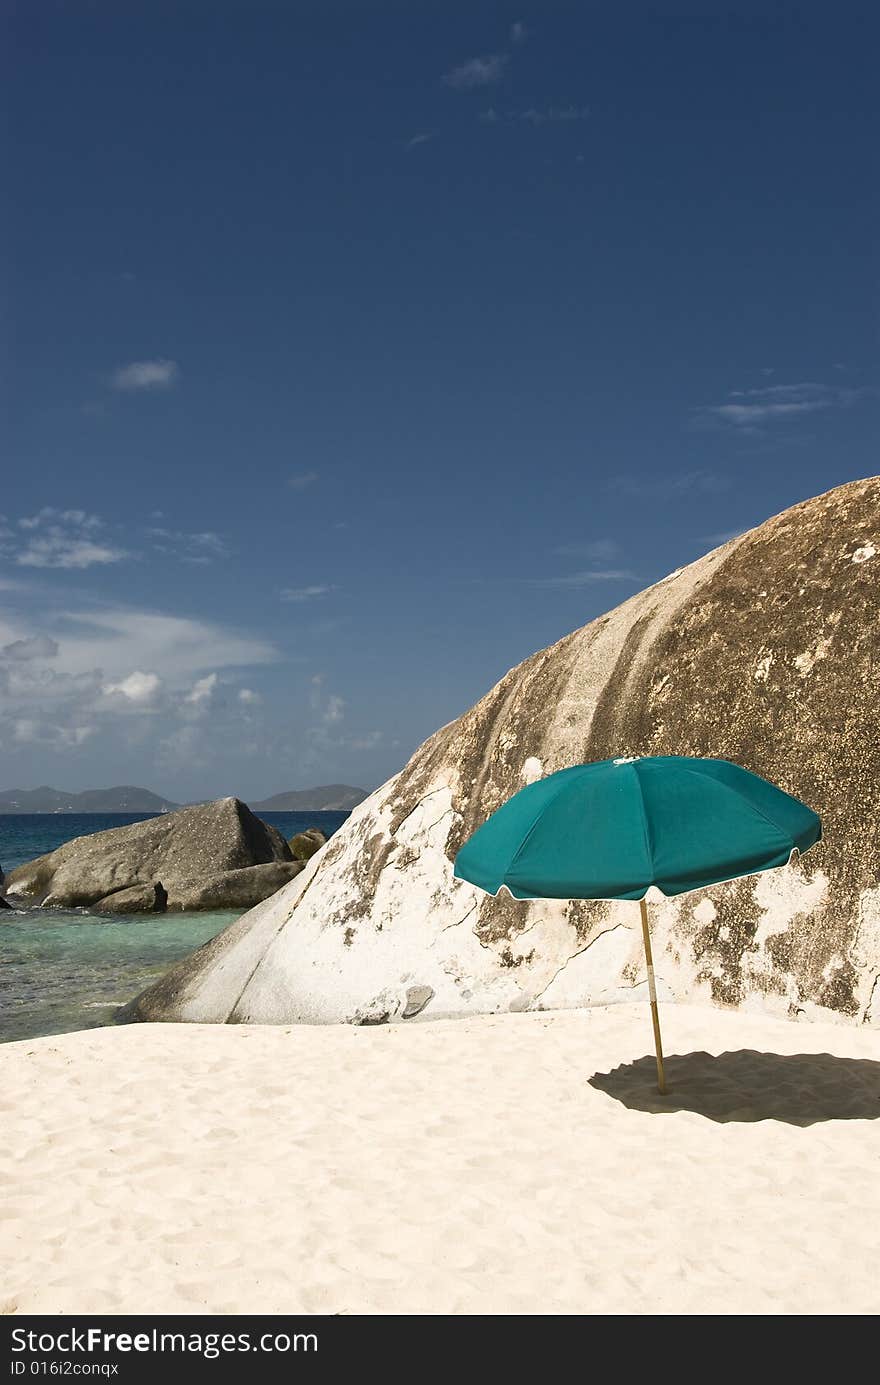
[588,1050,880,1125]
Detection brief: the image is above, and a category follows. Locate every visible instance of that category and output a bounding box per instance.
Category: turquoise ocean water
[0,810,350,1044]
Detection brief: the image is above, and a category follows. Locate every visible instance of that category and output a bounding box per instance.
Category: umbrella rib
[630,761,655,896]
[502,785,566,884]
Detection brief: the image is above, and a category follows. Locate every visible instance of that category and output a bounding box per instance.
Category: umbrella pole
[639,899,666,1094]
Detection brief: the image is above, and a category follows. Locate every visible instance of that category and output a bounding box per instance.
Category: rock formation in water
[4,798,303,913]
[288,828,328,861]
[129,478,880,1026]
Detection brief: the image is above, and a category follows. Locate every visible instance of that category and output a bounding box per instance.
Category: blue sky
[2,1,877,801]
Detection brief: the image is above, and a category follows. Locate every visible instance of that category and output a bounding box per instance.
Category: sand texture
[2,1004,879,1316]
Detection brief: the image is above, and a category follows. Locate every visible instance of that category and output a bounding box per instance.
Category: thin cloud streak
[528,569,637,589]
[696,382,871,429]
[111,359,179,391]
[280,584,337,603]
[608,470,729,498]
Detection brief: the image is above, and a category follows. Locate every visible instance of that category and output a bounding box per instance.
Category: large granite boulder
[129,478,880,1027]
[4,798,303,913]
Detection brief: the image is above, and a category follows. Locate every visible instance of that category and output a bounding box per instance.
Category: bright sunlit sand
[2,1004,879,1316]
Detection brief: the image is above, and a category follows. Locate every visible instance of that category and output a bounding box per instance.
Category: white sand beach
[2,1003,879,1316]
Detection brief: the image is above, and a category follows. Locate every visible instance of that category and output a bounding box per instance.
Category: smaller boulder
[93,882,168,914]
[288,828,328,862]
[171,861,304,911]
[401,985,434,1019]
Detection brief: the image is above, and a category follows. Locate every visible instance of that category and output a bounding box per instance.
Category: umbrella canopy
[454,755,822,1094]
[453,755,821,902]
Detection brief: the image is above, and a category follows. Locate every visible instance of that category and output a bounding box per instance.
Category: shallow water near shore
[0,906,240,1043]
[0,809,350,1043]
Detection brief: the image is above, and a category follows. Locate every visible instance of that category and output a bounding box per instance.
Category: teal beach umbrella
[454,756,821,1092]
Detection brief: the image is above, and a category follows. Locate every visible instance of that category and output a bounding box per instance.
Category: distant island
[0,784,368,814]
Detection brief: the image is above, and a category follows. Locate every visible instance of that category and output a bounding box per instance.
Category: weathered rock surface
[288,828,328,861]
[5,798,299,913]
[130,479,880,1027]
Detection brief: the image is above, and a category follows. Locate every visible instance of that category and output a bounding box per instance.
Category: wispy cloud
[288,470,319,491]
[280,584,337,603]
[147,528,229,564]
[18,507,100,533]
[510,21,528,44]
[10,509,128,570]
[608,470,729,498]
[111,358,179,391]
[444,53,508,88]
[695,381,869,431]
[405,133,434,151]
[528,569,637,589]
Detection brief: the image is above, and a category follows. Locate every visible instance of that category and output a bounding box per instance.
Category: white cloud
[9,509,128,570]
[111,359,179,391]
[103,670,162,703]
[444,53,508,88]
[238,688,261,705]
[288,471,319,491]
[510,21,527,43]
[405,133,434,151]
[280,584,337,603]
[185,672,218,705]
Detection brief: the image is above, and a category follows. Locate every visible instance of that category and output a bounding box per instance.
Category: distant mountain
[0,786,180,814]
[0,783,368,814]
[250,785,368,811]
